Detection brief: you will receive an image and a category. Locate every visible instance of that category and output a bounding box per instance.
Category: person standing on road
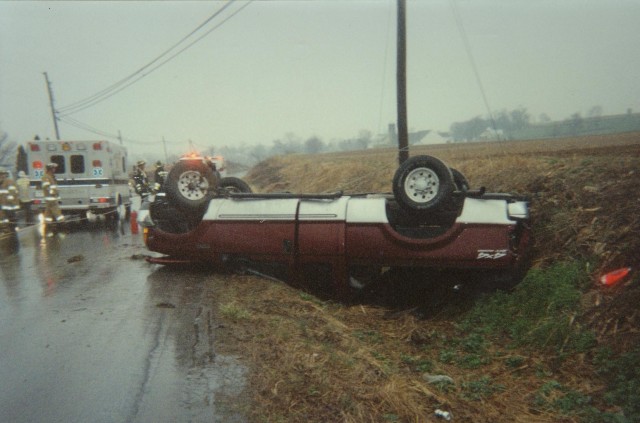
[0,168,20,225]
[16,170,33,224]
[153,161,166,192]
[41,163,64,223]
[132,160,151,199]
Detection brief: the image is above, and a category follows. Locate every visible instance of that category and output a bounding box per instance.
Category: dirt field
[209,132,640,422]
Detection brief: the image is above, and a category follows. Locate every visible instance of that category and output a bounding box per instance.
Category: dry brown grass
[208,132,640,422]
[212,272,599,423]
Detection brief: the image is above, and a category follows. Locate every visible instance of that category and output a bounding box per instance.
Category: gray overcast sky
[1,0,639,157]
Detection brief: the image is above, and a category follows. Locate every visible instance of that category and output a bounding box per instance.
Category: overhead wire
[449,0,499,135]
[57,0,235,115]
[59,115,157,145]
[57,0,247,116]
[376,0,394,138]
[59,115,118,139]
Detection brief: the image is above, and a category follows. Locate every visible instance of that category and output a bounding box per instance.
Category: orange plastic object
[600,267,632,286]
[130,210,138,234]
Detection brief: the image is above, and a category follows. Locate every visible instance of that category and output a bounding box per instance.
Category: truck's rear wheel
[392,155,454,213]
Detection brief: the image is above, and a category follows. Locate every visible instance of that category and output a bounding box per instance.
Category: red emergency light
[32,161,43,169]
[93,142,102,151]
[30,143,41,152]
[93,160,102,167]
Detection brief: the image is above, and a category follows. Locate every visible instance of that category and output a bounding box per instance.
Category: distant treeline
[206,109,640,167]
[450,107,640,142]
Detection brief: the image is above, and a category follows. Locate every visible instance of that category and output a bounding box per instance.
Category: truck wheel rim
[404,167,439,203]
[177,171,208,200]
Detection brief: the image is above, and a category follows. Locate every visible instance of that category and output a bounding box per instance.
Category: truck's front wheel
[218,177,252,195]
[165,160,218,212]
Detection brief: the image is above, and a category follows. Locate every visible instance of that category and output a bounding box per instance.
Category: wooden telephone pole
[396,0,409,165]
[43,72,61,140]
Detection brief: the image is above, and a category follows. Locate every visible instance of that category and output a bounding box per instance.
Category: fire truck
[25,140,131,221]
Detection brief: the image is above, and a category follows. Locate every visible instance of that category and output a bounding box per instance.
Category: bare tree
[588,105,603,118]
[0,131,17,170]
[304,136,324,154]
[356,130,372,150]
[249,144,268,163]
[539,113,552,123]
[568,112,584,135]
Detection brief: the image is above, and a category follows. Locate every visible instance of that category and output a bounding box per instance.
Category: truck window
[70,155,85,174]
[50,155,65,173]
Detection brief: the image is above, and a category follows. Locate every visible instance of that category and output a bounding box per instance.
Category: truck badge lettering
[477,249,508,260]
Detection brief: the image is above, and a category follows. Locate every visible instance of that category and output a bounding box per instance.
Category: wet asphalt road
[0,221,247,423]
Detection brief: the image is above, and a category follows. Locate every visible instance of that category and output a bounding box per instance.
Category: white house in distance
[374,124,451,147]
[479,127,505,141]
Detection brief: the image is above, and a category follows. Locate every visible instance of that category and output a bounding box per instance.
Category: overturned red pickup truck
[137,155,531,299]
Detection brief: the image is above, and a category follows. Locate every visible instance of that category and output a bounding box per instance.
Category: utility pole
[162,137,168,163]
[43,72,61,140]
[396,0,409,165]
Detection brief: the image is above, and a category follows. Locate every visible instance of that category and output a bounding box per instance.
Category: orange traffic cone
[130,210,139,234]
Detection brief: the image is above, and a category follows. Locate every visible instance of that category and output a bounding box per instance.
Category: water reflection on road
[0,222,247,423]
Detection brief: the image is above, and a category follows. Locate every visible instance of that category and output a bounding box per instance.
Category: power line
[59,115,157,146]
[57,0,236,115]
[58,0,248,116]
[376,0,394,137]
[449,0,498,134]
[59,115,117,139]
[56,1,253,146]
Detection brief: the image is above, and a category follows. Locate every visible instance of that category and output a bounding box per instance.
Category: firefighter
[153,160,166,192]
[16,170,34,224]
[0,168,20,225]
[41,163,64,223]
[132,160,151,198]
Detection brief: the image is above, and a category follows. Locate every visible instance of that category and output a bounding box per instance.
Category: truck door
[295,197,349,297]
[211,198,299,270]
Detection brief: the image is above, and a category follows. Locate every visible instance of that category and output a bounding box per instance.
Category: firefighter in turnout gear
[42,163,64,223]
[153,161,166,193]
[132,160,151,198]
[0,168,20,226]
[16,171,33,224]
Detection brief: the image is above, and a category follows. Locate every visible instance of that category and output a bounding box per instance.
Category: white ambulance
[26,140,131,221]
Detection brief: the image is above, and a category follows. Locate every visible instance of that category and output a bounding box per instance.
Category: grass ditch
[211,263,639,422]
[209,133,640,422]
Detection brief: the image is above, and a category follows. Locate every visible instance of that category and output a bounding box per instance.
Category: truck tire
[165,160,218,212]
[451,168,469,192]
[218,177,252,194]
[392,155,454,213]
